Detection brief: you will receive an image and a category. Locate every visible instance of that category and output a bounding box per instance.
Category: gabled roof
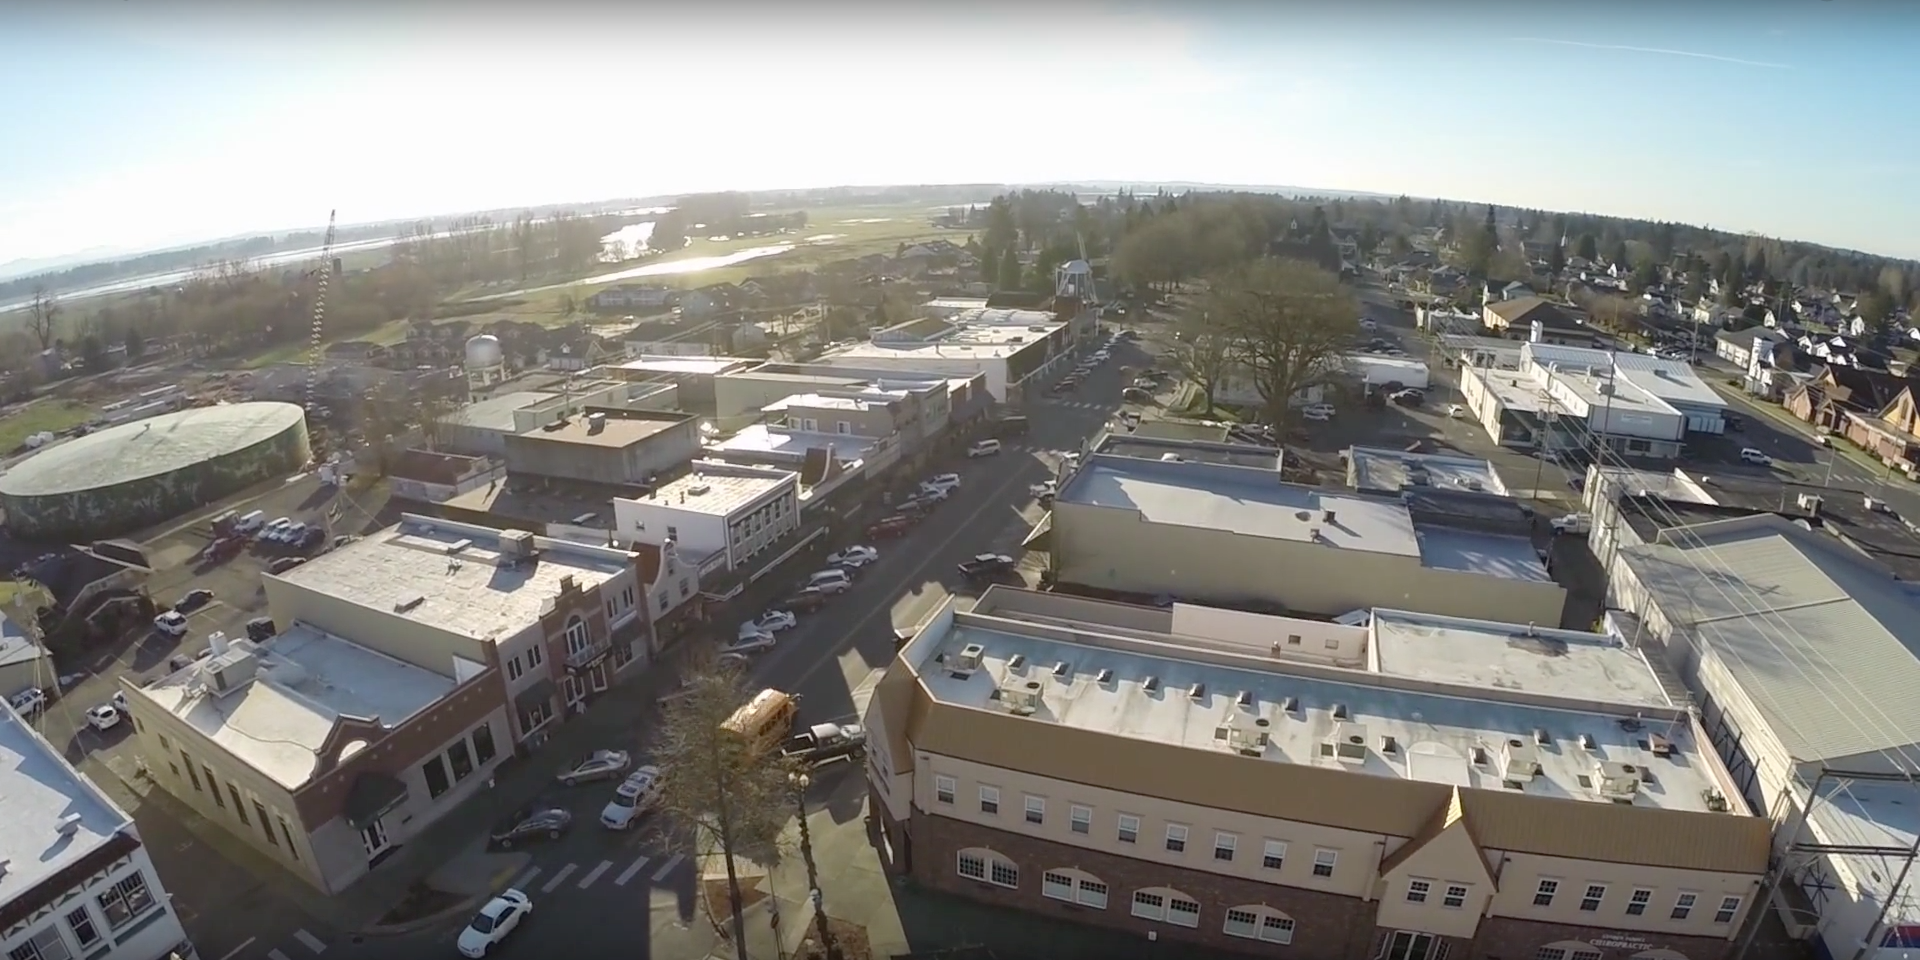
[1485,296,1577,329]
[1816,364,1915,413]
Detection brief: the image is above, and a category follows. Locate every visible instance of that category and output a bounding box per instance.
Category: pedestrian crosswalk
[512,850,691,894]
[246,928,327,960]
[1033,399,1111,411]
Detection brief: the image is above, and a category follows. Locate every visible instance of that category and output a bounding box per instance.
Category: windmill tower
[1052,231,1100,339]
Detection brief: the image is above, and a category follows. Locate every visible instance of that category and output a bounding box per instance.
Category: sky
[1,0,1916,270]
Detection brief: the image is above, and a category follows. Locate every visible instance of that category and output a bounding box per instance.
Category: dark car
[245,617,277,641]
[867,515,914,539]
[1391,389,1425,407]
[958,554,1017,581]
[268,557,307,574]
[175,589,214,613]
[992,416,1030,438]
[489,806,572,849]
[783,588,831,613]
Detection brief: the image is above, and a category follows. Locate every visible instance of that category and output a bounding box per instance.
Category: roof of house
[0,694,132,907]
[1811,364,1915,412]
[1619,514,1920,764]
[270,514,632,643]
[1715,326,1787,349]
[1486,297,1579,329]
[880,591,1769,873]
[136,627,453,788]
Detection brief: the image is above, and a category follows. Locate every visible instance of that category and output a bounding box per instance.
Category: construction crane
[305,211,338,453]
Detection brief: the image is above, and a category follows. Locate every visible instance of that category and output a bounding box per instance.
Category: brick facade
[291,670,504,829]
[893,809,1735,960]
[537,574,616,715]
[1472,915,1732,960]
[909,809,1377,960]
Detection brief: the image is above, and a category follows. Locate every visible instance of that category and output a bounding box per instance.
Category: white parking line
[268,950,292,960]
[615,856,650,886]
[651,853,684,882]
[512,866,541,889]
[293,929,326,953]
[541,864,577,893]
[578,860,613,889]
[214,937,255,960]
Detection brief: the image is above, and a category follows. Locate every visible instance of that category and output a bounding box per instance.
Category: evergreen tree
[1573,234,1598,261]
[996,247,1022,290]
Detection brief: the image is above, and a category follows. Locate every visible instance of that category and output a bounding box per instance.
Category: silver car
[557,749,632,786]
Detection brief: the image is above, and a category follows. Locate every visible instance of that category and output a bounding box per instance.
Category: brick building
[863,589,1770,960]
[122,515,655,894]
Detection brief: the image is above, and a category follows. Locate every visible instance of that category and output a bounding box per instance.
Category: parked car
[8,688,45,717]
[827,545,879,569]
[806,568,853,594]
[922,473,962,494]
[866,516,914,539]
[720,632,778,657]
[783,588,831,612]
[1739,447,1773,466]
[245,617,276,641]
[1122,387,1154,403]
[744,609,798,633]
[154,611,189,638]
[958,554,1017,580]
[556,749,631,786]
[1551,513,1592,535]
[174,588,214,613]
[489,806,572,848]
[780,722,868,769]
[457,889,532,958]
[600,766,662,830]
[85,704,121,732]
[1391,389,1425,406]
[967,439,1002,458]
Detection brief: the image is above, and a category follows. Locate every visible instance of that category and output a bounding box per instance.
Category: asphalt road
[269,333,1136,960]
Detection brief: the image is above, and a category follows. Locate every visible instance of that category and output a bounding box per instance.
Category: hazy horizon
[5,0,1917,266]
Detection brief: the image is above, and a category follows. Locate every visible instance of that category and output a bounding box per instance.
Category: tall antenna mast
[306,210,338,427]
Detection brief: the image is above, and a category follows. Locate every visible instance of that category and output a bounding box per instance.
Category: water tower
[465,334,507,392]
[1053,259,1099,337]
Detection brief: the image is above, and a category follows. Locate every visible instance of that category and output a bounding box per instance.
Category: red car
[867,515,914,539]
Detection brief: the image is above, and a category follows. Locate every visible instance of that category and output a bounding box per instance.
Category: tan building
[502,407,701,486]
[863,589,1769,960]
[122,515,653,894]
[1049,454,1567,624]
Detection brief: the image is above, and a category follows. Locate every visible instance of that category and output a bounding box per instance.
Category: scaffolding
[1735,765,1920,960]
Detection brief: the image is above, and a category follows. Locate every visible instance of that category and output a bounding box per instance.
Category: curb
[358,890,489,938]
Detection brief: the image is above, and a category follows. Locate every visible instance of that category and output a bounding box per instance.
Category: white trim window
[1671,892,1697,920]
[1626,888,1652,916]
[563,615,593,657]
[1132,887,1200,928]
[1224,906,1297,945]
[1070,804,1092,835]
[1443,883,1469,908]
[979,785,999,815]
[1534,878,1560,907]
[1312,848,1337,878]
[933,776,955,805]
[1262,839,1287,870]
[1133,890,1167,921]
[1715,896,1743,925]
[1407,879,1431,903]
[1117,813,1139,844]
[1041,869,1109,909]
[1580,884,1607,912]
[1213,832,1237,862]
[1024,795,1045,825]
[956,848,1019,889]
[1165,824,1188,853]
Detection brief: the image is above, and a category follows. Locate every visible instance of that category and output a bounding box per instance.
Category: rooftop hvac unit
[998,679,1043,716]
[686,483,712,496]
[1215,712,1272,757]
[56,813,83,836]
[1330,721,1369,762]
[950,643,985,677]
[445,538,473,555]
[498,529,536,558]
[1594,760,1643,801]
[1502,737,1542,780]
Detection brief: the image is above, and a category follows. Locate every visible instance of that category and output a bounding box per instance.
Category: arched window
[1536,940,1604,960]
[955,847,1019,889]
[564,615,591,656]
[1224,905,1297,945]
[1041,868,1109,909]
[1131,887,1201,928]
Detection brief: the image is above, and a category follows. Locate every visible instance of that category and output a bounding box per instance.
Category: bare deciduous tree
[1206,259,1359,426]
[651,658,794,960]
[1169,309,1233,416]
[26,286,60,352]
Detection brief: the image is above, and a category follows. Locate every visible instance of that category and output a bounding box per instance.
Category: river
[473,244,796,300]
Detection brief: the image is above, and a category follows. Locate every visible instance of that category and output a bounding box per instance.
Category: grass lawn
[0,399,96,451]
[239,317,414,368]
[478,203,961,317]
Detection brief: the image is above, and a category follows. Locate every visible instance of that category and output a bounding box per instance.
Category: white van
[967,439,1002,458]
[233,510,266,533]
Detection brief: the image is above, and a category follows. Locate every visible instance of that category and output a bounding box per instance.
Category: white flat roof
[913,619,1723,812]
[1058,456,1421,558]
[1550,366,1676,418]
[1369,608,1674,707]
[272,517,629,643]
[1348,446,1508,496]
[1524,343,1724,409]
[1413,526,1552,582]
[1473,367,1550,413]
[644,465,793,516]
[762,393,882,413]
[139,628,453,788]
[950,307,1058,326]
[446,391,556,432]
[616,356,750,375]
[0,703,131,907]
[708,425,876,462]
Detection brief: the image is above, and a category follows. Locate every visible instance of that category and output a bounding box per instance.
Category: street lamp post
[789,771,837,960]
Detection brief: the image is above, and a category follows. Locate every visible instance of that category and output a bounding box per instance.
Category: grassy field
[0,398,96,451]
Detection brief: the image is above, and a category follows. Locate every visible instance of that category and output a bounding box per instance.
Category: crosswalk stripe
[651,853,684,882]
[578,860,613,889]
[615,856,650,886]
[293,930,326,954]
[269,950,291,960]
[541,864,577,893]
[512,866,541,889]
